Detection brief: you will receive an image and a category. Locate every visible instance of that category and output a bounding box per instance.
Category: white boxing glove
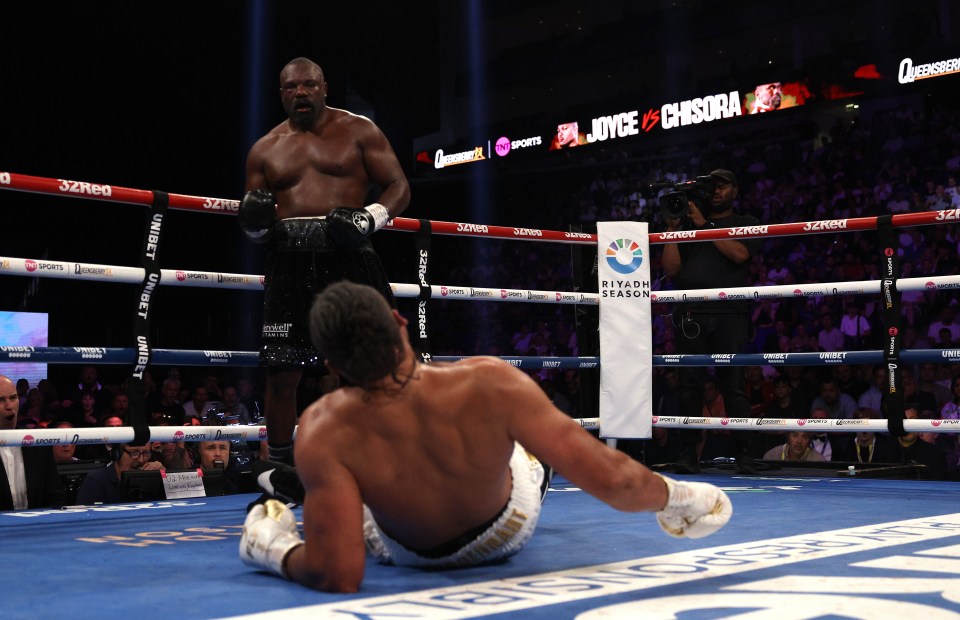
[655,474,732,539]
[240,499,304,578]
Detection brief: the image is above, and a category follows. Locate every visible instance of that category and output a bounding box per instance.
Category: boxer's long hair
[310,281,405,392]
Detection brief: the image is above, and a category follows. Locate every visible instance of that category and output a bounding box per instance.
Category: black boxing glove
[239,189,277,244]
[326,203,390,248]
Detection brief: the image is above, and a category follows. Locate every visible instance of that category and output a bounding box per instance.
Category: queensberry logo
[605,238,643,275]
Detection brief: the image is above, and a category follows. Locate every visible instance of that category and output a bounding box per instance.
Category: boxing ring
[2,171,960,618]
[3,475,960,618]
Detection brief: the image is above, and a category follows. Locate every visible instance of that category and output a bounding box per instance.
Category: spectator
[897,405,948,480]
[743,366,774,416]
[816,314,844,352]
[16,388,47,429]
[918,362,951,412]
[766,257,791,284]
[195,440,240,494]
[237,377,263,421]
[75,391,99,427]
[75,440,164,505]
[146,377,186,425]
[642,426,682,467]
[927,308,960,344]
[834,407,898,464]
[221,385,253,425]
[932,327,960,349]
[900,367,937,416]
[51,422,79,464]
[810,377,858,419]
[150,414,194,470]
[202,374,223,401]
[925,183,951,211]
[101,391,129,425]
[807,408,838,461]
[61,365,112,416]
[15,378,29,409]
[0,375,66,510]
[834,365,867,402]
[764,375,806,419]
[789,324,816,353]
[840,302,871,350]
[941,374,960,420]
[763,431,824,462]
[858,365,886,411]
[784,366,817,413]
[183,384,219,421]
[78,414,125,461]
[539,379,572,417]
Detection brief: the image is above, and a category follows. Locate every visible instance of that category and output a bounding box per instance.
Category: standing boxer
[241,57,410,465]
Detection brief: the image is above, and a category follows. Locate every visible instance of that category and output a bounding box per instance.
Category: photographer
[661,169,760,474]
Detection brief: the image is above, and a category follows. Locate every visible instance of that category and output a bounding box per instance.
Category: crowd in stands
[418,96,960,479]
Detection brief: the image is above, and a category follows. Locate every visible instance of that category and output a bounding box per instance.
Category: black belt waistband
[271,218,373,251]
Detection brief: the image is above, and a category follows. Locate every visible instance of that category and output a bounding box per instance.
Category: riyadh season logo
[605,238,643,275]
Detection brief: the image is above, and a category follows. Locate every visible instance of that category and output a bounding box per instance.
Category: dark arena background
[2,2,960,617]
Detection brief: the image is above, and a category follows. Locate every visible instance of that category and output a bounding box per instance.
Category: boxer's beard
[290,99,317,129]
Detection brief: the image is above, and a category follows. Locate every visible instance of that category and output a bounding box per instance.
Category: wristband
[364,203,390,231]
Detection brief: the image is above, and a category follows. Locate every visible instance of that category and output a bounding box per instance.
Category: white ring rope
[4,254,960,305]
[3,416,958,449]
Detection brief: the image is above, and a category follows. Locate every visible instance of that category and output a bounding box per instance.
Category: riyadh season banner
[597,222,652,439]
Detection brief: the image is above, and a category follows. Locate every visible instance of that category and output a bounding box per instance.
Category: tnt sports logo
[798,419,807,426]
[495,137,511,157]
[793,289,803,297]
[651,294,658,301]
[259,427,268,439]
[932,420,942,427]
[720,418,729,426]
[889,327,899,337]
[173,431,185,441]
[176,271,186,281]
[25,260,37,272]
[22,435,35,446]
[885,247,894,257]
[605,238,643,275]
[652,416,659,424]
[441,286,449,296]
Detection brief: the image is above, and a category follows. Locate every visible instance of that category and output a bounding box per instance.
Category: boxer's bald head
[0,375,19,429]
[282,57,324,81]
[310,282,404,390]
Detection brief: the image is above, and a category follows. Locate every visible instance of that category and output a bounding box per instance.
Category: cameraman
[661,169,760,475]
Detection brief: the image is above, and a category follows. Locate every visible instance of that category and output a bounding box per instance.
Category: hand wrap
[327,203,390,248]
[655,474,732,539]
